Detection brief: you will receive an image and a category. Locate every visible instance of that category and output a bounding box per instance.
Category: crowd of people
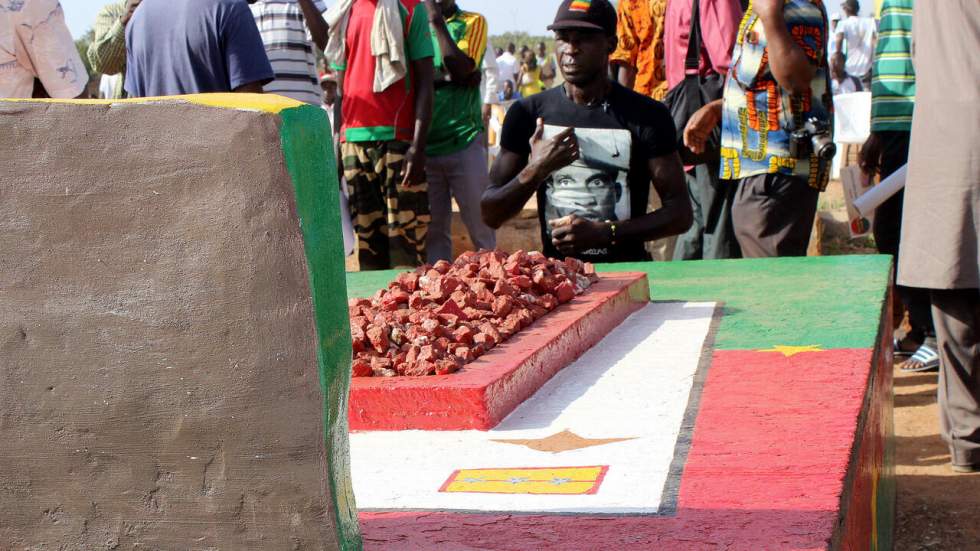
[1,0,977,473]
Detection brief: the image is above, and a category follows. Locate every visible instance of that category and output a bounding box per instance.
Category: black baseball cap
[547,0,618,36]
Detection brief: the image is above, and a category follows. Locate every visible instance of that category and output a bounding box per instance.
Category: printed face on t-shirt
[546,164,623,222]
[541,125,632,231]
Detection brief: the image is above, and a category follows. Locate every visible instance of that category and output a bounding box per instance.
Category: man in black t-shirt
[480,0,692,263]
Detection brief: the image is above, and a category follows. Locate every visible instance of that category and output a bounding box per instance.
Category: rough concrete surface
[0,101,341,549]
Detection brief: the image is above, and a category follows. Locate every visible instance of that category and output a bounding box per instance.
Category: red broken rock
[435,357,461,375]
[453,346,475,362]
[453,325,475,345]
[509,275,532,290]
[492,295,514,318]
[350,250,601,377]
[555,280,576,304]
[352,358,373,377]
[473,332,496,349]
[365,325,389,353]
[436,298,469,321]
[433,259,452,274]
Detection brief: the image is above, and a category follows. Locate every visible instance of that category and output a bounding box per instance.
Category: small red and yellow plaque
[439,466,608,495]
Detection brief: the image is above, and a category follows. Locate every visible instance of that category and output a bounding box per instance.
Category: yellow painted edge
[455,467,604,480]
[443,481,598,494]
[0,93,303,114]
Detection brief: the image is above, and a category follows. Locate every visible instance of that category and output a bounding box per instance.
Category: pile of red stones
[349,250,600,377]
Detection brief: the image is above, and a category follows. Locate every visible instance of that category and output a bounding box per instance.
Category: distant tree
[73,28,100,98]
[74,28,96,76]
[490,32,555,55]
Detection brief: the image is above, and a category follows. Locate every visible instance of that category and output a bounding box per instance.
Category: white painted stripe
[350,301,717,514]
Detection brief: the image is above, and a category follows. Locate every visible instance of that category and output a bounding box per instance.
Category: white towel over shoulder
[325,0,407,93]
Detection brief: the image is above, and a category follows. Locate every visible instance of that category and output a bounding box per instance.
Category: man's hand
[859,132,883,177]
[752,0,786,23]
[549,215,611,256]
[121,0,142,25]
[401,146,426,188]
[482,103,493,131]
[527,118,579,182]
[424,0,445,23]
[297,0,330,51]
[683,99,722,155]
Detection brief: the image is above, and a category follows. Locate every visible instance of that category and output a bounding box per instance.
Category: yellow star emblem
[759,344,824,357]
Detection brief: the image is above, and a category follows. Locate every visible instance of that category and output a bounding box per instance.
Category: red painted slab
[348,273,649,431]
[358,348,887,549]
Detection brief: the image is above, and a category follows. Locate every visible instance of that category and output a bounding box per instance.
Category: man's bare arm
[483,149,538,228]
[401,57,434,187]
[425,0,477,83]
[298,0,329,52]
[754,0,816,94]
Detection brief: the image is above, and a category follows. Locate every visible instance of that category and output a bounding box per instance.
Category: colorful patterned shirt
[333,0,433,143]
[610,0,669,101]
[428,6,487,157]
[720,0,833,190]
[87,1,127,99]
[250,0,328,105]
[0,0,87,99]
[870,0,914,132]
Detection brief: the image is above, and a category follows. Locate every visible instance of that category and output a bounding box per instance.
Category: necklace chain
[564,81,612,108]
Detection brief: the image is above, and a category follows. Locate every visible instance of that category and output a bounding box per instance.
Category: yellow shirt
[518,66,543,97]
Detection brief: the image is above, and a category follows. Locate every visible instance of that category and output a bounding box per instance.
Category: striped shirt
[87,1,127,99]
[250,0,327,105]
[870,0,914,132]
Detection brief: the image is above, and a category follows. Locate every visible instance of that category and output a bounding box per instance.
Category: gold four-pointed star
[491,430,636,453]
[759,344,824,357]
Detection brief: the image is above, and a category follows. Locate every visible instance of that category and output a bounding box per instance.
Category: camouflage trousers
[341,140,430,270]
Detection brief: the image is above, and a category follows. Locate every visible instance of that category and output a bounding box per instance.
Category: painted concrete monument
[0,95,360,550]
[345,256,895,549]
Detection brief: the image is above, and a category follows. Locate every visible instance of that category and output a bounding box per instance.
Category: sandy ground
[893,366,980,550]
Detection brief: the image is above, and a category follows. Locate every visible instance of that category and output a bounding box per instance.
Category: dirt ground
[893,366,980,550]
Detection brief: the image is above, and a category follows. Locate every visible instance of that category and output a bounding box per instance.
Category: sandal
[900,341,940,372]
[894,336,918,358]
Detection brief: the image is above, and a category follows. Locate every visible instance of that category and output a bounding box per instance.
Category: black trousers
[732,173,820,258]
[932,288,980,467]
[872,131,936,341]
[673,159,742,261]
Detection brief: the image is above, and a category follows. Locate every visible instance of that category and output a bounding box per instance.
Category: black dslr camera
[789,117,836,161]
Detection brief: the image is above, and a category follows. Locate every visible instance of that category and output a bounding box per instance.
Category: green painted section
[346,269,401,300]
[279,105,362,551]
[346,255,892,351]
[599,256,893,350]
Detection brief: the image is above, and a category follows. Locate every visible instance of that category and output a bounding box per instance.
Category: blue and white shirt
[251,0,328,105]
